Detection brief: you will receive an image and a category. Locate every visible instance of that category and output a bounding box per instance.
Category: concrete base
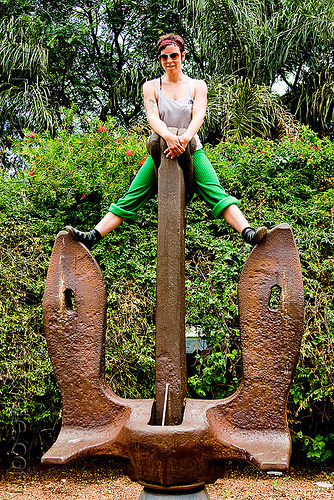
[139,486,210,500]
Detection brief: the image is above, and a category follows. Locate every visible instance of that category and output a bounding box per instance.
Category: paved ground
[0,459,333,499]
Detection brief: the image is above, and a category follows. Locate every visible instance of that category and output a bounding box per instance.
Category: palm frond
[0,82,55,131]
[296,70,334,134]
[205,75,296,142]
[0,15,57,133]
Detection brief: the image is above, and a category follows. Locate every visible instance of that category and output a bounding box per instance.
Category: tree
[0,0,195,127]
[179,0,334,137]
[203,75,297,142]
[0,15,58,138]
[35,0,190,124]
[1,0,334,139]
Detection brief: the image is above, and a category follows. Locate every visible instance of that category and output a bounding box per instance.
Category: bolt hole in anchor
[64,288,76,311]
[269,285,281,310]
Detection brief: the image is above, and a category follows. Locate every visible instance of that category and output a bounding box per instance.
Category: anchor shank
[155,135,187,425]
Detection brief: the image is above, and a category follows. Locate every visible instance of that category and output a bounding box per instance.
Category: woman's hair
[157,33,185,54]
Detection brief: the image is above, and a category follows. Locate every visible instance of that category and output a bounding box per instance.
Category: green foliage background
[0,118,333,463]
[2,0,334,140]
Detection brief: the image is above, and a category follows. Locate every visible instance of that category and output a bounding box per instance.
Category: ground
[0,459,333,500]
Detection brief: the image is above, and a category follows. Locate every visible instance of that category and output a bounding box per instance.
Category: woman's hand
[178,133,191,150]
[165,132,192,158]
[164,132,186,159]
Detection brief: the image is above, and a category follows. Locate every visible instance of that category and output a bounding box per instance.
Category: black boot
[242,226,267,247]
[65,226,102,249]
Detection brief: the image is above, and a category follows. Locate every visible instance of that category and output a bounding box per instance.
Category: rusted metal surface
[206,223,304,471]
[42,133,304,488]
[42,233,132,432]
[154,132,187,426]
[147,130,196,425]
[42,224,303,487]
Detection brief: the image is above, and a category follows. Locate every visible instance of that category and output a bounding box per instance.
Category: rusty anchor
[41,130,304,494]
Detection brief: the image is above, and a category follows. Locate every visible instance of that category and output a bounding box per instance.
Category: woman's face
[159,44,185,73]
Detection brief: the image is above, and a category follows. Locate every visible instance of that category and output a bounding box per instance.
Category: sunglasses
[159,52,180,61]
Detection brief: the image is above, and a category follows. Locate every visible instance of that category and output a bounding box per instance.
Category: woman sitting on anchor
[66,33,267,248]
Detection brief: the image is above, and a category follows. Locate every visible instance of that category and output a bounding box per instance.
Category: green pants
[109,149,238,220]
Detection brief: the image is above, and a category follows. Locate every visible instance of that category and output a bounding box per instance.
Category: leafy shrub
[0,120,333,465]
[293,432,334,464]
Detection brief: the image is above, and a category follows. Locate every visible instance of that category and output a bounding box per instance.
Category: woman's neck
[162,70,186,83]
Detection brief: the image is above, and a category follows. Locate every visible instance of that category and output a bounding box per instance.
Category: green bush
[0,119,333,464]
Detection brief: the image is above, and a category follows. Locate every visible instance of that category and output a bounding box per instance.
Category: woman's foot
[65,226,102,249]
[242,226,267,247]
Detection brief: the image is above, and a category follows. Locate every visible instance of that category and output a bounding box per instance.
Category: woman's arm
[178,79,207,148]
[143,81,185,159]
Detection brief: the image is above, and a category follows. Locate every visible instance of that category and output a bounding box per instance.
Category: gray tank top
[153,76,202,150]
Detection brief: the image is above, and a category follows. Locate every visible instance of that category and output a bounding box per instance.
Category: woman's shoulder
[143,79,159,97]
[186,76,207,96]
[143,78,160,89]
[186,76,206,84]
[189,76,207,87]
